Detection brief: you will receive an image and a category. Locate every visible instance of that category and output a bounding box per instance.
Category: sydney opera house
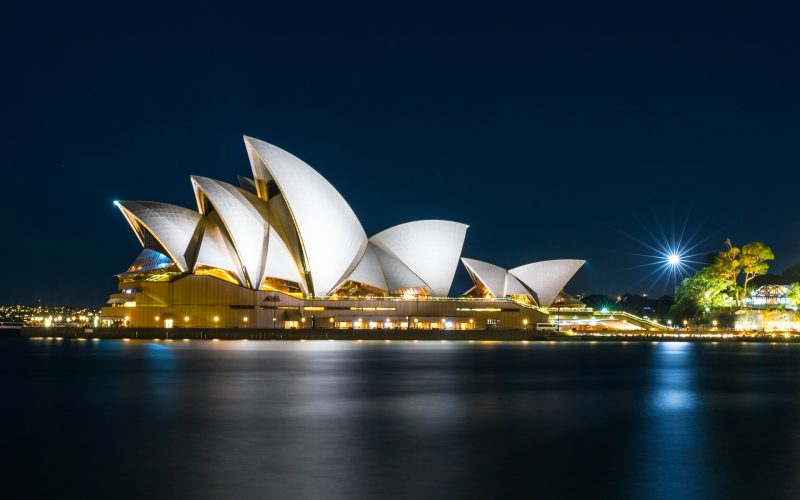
[100,136,603,331]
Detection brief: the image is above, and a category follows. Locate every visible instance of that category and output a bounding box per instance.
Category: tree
[740,242,774,299]
[710,239,774,307]
[785,283,800,308]
[713,239,742,305]
[669,266,735,320]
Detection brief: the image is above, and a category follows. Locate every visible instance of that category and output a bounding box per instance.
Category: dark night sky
[2,0,799,306]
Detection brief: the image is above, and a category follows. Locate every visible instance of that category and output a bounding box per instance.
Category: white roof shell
[370,220,468,297]
[461,258,584,305]
[115,136,585,302]
[337,244,388,292]
[116,201,201,272]
[509,259,585,306]
[244,136,367,296]
[191,176,271,289]
[194,212,246,285]
[371,245,429,293]
[504,273,532,297]
[461,258,509,298]
[264,228,306,288]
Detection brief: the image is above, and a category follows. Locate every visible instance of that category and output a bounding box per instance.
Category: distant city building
[101,136,660,331]
[1,305,100,328]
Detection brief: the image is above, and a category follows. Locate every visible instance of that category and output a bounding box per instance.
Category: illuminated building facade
[736,285,800,332]
[101,136,593,330]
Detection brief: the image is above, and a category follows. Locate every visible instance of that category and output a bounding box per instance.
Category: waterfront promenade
[19,327,800,343]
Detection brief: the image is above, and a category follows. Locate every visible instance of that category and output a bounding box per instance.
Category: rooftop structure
[100,136,638,331]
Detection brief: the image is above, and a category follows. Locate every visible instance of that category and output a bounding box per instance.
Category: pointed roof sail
[243,136,367,296]
[372,245,429,293]
[115,200,202,272]
[461,258,508,297]
[336,244,388,292]
[504,273,534,299]
[370,220,468,297]
[190,176,272,289]
[264,228,306,289]
[194,212,247,285]
[114,135,587,302]
[508,259,585,307]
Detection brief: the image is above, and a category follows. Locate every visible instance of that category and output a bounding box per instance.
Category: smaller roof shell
[115,200,202,272]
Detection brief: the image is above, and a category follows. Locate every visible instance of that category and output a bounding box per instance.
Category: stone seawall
[19,327,800,343]
[21,326,542,341]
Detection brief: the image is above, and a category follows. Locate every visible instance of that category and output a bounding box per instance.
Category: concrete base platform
[21,326,545,341]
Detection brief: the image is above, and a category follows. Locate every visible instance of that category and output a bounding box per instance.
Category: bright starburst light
[622,214,715,293]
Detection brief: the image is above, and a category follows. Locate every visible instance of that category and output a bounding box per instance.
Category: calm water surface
[3,337,800,499]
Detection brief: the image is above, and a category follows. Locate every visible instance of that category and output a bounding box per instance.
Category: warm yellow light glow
[213,316,219,322]
[155,316,160,321]
[243,316,249,322]
[184,316,190,322]
[195,266,240,285]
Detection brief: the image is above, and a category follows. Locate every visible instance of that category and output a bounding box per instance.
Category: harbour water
[3,338,800,499]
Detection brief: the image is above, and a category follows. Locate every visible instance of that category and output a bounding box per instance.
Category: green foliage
[786,283,800,307]
[670,266,735,320]
[740,241,775,297]
[710,239,774,306]
[713,239,742,305]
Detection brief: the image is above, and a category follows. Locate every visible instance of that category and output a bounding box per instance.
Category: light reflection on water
[3,338,800,499]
